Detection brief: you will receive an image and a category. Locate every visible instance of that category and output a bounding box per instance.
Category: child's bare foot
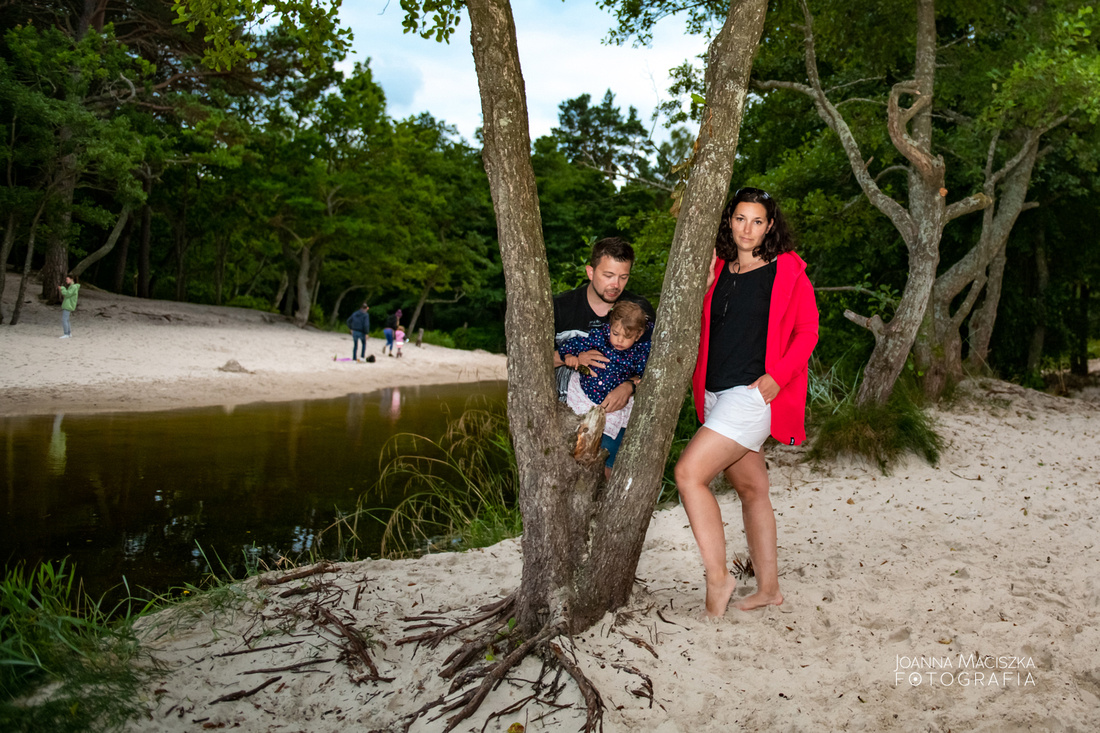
[703,572,739,618]
[733,590,783,611]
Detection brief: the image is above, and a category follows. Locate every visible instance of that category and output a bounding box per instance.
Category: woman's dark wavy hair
[715,188,796,262]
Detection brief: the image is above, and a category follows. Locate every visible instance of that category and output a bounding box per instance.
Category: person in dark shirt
[675,188,818,618]
[346,303,370,362]
[559,301,652,454]
[553,237,655,468]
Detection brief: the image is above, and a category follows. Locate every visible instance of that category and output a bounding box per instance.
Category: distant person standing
[346,302,370,362]
[57,275,80,339]
[395,325,406,358]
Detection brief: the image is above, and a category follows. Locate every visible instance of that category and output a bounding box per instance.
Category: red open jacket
[692,251,819,446]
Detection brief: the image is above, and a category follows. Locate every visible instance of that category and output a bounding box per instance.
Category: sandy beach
[1,273,507,417]
[4,273,1100,731]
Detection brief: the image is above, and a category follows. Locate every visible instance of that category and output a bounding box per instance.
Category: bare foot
[703,572,739,618]
[733,590,784,611]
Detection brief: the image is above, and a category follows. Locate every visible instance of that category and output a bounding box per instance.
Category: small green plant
[808,357,942,472]
[325,401,521,558]
[808,376,943,473]
[0,561,149,732]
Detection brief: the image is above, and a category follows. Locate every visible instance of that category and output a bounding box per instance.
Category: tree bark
[1070,282,1090,377]
[0,212,17,323]
[915,129,1043,397]
[466,0,768,635]
[110,215,133,292]
[70,206,132,279]
[1025,227,1048,375]
[10,201,47,326]
[40,152,77,304]
[293,245,311,327]
[137,178,153,298]
[273,270,289,313]
[407,271,438,336]
[756,0,990,406]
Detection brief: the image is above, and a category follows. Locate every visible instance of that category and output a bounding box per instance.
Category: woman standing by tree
[675,188,818,617]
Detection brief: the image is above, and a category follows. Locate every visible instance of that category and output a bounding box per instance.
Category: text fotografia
[894,654,1037,687]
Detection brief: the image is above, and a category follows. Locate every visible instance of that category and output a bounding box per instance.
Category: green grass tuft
[807,359,943,473]
[0,561,150,732]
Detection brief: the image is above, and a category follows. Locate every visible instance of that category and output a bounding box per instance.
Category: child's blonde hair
[609,300,647,338]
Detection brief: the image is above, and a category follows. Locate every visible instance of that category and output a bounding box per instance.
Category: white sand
[1,273,506,416]
[5,273,1100,731]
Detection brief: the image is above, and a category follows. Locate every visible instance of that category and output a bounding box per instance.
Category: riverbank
[0,273,507,417]
[124,379,1100,732]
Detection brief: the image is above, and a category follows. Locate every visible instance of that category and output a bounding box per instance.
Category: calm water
[1,381,506,601]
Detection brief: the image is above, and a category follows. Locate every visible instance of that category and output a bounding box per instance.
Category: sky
[339,1,713,144]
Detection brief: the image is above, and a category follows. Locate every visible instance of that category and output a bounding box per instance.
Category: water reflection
[0,382,506,602]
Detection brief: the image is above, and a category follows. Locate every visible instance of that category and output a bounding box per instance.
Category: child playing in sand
[395,326,406,358]
[558,300,652,449]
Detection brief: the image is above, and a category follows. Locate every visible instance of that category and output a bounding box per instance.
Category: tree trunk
[1025,228,1049,374]
[40,153,78,304]
[110,216,133,292]
[292,245,311,327]
[965,246,1006,375]
[915,131,1041,397]
[137,179,153,298]
[214,236,228,306]
[1070,282,1090,377]
[0,212,17,323]
[466,0,768,635]
[407,272,438,336]
[328,284,364,326]
[10,202,47,326]
[70,206,132,279]
[756,0,990,406]
[273,270,289,312]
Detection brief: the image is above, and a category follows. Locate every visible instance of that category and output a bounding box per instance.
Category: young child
[558,300,652,445]
[394,325,406,358]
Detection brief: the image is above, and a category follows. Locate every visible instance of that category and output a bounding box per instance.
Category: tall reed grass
[0,560,148,732]
[324,402,522,558]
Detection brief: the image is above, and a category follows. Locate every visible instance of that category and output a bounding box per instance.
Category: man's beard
[592,285,621,304]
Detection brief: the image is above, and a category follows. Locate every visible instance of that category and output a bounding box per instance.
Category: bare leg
[675,428,750,617]
[725,450,783,610]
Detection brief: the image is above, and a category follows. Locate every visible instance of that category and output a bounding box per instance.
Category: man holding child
[553,237,655,468]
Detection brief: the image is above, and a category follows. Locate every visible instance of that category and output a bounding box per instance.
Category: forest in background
[2,0,1098,388]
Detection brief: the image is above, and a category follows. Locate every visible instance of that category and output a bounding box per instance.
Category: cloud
[344,1,710,143]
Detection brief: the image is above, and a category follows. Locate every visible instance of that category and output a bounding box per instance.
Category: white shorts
[703,385,772,452]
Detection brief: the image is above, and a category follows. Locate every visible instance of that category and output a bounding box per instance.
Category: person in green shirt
[58,275,80,339]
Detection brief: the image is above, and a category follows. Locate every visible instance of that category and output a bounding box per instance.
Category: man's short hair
[589,237,635,268]
[361,302,370,309]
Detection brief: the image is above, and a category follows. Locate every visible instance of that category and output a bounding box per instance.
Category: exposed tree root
[398,597,607,733]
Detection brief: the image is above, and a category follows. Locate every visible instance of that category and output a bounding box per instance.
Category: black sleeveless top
[705,260,776,392]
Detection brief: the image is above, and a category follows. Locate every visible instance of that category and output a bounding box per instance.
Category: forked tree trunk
[466,0,768,635]
[915,130,1043,397]
[756,0,989,406]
